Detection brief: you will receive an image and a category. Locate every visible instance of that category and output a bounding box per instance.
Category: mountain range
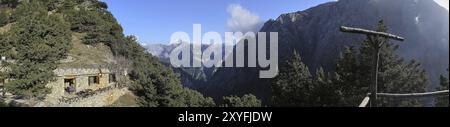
[145,0,449,103]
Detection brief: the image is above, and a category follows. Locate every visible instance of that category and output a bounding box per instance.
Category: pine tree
[0,99,7,107]
[93,1,108,9]
[181,88,215,107]
[0,10,9,27]
[0,0,19,8]
[129,52,172,107]
[272,51,314,107]
[435,72,449,107]
[335,20,429,107]
[127,38,214,107]
[312,68,343,106]
[272,50,344,107]
[221,94,262,107]
[335,46,369,106]
[59,0,121,46]
[0,33,13,57]
[4,1,71,99]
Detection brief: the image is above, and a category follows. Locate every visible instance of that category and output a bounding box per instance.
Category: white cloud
[227,4,263,33]
[415,16,420,24]
[133,35,147,46]
[139,42,148,47]
[434,0,449,11]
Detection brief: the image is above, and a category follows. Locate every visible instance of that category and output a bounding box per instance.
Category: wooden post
[370,48,380,107]
[359,94,371,107]
[340,26,405,107]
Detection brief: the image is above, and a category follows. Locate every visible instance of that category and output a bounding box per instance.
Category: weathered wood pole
[340,26,405,107]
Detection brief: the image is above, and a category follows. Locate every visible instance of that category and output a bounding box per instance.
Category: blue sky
[101,0,335,44]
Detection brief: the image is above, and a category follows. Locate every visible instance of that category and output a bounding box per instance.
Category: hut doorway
[64,77,76,94]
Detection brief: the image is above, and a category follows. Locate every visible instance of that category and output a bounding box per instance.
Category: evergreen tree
[40,0,62,11]
[312,68,343,106]
[0,10,9,27]
[93,1,108,9]
[0,32,10,96]
[181,88,215,107]
[335,46,370,106]
[0,0,19,8]
[272,51,343,107]
[272,51,314,107]
[4,1,71,99]
[130,52,215,107]
[127,38,214,107]
[0,99,7,107]
[335,20,429,107]
[435,72,449,107]
[10,0,44,21]
[221,94,262,107]
[129,52,169,107]
[59,0,121,46]
[0,32,13,58]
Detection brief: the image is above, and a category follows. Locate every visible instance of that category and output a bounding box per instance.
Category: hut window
[109,74,117,83]
[0,78,4,87]
[89,76,99,86]
[64,78,76,94]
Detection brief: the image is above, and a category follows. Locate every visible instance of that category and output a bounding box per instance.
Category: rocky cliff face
[144,44,176,62]
[204,0,449,103]
[144,43,219,88]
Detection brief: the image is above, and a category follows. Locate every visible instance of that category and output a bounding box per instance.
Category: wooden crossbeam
[377,90,449,98]
[341,25,406,107]
[340,26,405,41]
[359,90,449,107]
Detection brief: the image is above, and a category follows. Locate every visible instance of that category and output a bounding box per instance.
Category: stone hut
[45,68,118,103]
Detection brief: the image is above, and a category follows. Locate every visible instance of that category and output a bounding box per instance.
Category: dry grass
[0,23,12,34]
[0,7,13,34]
[108,92,139,107]
[59,33,115,68]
